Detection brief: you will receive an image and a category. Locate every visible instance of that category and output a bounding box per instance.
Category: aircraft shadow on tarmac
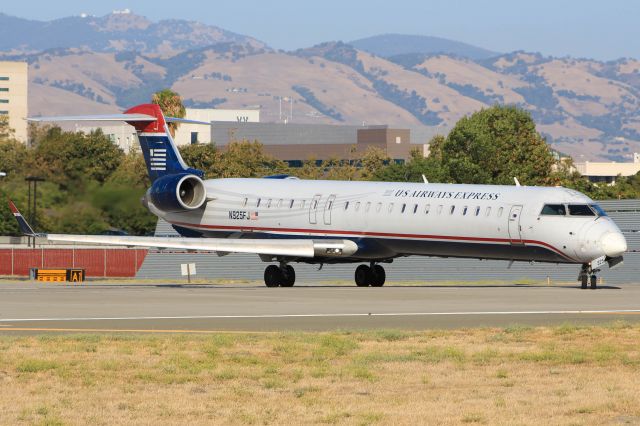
[63,283,622,290]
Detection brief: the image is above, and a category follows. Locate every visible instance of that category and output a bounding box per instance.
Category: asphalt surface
[0,281,639,333]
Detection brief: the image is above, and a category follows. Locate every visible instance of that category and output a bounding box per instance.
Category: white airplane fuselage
[154,178,627,265]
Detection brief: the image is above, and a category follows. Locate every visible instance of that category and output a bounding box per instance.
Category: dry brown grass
[0,324,639,425]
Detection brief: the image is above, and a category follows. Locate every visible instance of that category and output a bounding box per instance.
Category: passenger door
[508,205,524,244]
[323,194,336,225]
[309,194,321,224]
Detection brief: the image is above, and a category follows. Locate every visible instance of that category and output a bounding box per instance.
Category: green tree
[32,127,124,189]
[218,140,287,178]
[431,105,556,185]
[178,144,219,178]
[152,89,186,137]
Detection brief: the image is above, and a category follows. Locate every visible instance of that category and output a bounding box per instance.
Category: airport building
[0,61,28,143]
[574,153,640,184]
[174,108,260,146]
[211,122,436,164]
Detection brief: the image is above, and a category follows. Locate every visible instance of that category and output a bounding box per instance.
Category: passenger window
[449,205,455,215]
[277,199,283,208]
[365,202,371,213]
[475,206,480,216]
[485,207,491,217]
[289,199,294,209]
[355,202,361,212]
[257,198,261,207]
[437,205,443,215]
[568,205,595,216]
[388,203,394,213]
[344,201,349,210]
[463,206,468,216]
[497,207,503,217]
[376,202,382,213]
[327,201,333,210]
[425,204,430,214]
[243,197,248,207]
[300,200,305,209]
[413,204,418,214]
[401,204,406,213]
[267,199,272,208]
[312,200,317,209]
[541,204,566,216]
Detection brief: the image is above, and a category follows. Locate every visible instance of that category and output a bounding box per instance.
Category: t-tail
[123,104,204,182]
[28,104,211,213]
[28,103,207,183]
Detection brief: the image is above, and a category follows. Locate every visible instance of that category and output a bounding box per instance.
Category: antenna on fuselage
[422,174,429,184]
[513,177,521,187]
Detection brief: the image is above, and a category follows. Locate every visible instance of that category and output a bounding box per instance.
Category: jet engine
[148,173,207,212]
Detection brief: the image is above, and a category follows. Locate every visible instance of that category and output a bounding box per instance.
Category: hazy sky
[2,0,638,60]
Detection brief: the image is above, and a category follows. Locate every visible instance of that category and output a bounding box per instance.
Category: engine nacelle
[148,173,207,212]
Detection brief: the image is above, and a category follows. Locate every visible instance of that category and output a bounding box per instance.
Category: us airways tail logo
[149,148,167,171]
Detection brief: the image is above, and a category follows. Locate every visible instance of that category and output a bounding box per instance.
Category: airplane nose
[601,232,627,257]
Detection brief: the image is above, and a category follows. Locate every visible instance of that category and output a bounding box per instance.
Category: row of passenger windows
[242,197,504,217]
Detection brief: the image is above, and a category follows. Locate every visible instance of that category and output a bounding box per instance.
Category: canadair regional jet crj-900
[18,103,626,289]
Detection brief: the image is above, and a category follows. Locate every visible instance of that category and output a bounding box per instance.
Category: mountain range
[2,12,639,162]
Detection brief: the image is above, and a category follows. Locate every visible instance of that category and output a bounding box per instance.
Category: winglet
[8,199,36,236]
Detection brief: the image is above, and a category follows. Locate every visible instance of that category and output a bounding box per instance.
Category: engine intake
[148,173,207,212]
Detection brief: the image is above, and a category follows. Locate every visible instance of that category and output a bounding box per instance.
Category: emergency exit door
[508,205,523,244]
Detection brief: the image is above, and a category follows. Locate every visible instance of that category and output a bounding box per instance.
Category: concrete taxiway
[0,281,639,333]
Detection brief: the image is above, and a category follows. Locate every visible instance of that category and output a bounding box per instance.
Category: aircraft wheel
[280,265,296,287]
[355,265,370,287]
[590,274,597,290]
[580,274,588,289]
[264,265,282,287]
[370,265,386,287]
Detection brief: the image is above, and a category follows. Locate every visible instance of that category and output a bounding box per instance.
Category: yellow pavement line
[0,327,276,334]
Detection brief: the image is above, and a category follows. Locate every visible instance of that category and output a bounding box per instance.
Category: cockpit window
[589,204,608,217]
[540,204,566,215]
[568,204,595,216]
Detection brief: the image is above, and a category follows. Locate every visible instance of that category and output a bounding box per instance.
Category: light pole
[25,176,44,247]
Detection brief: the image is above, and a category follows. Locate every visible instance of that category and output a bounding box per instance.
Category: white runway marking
[1,309,640,322]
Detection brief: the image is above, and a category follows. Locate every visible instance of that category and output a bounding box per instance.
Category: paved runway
[0,281,639,333]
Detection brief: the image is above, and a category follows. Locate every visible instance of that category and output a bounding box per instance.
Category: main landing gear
[579,264,599,290]
[355,263,386,287]
[263,263,296,287]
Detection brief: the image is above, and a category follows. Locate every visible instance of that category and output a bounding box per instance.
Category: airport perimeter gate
[136,199,640,284]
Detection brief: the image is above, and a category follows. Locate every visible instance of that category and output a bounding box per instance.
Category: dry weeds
[0,323,639,425]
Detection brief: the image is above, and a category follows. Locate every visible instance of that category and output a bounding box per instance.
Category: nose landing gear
[579,264,599,290]
[264,263,296,287]
[354,263,386,287]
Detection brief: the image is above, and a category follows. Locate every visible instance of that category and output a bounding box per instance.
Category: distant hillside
[2,13,638,162]
[0,12,268,56]
[350,34,499,60]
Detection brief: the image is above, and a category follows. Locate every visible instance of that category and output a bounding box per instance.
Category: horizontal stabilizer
[27,114,157,123]
[165,117,212,126]
[47,234,359,259]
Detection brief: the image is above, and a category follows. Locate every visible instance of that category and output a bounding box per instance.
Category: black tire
[264,265,282,287]
[370,264,386,287]
[355,265,370,287]
[581,275,588,289]
[590,274,597,290]
[281,265,296,287]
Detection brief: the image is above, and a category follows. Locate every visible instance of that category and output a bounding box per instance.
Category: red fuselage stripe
[170,221,579,262]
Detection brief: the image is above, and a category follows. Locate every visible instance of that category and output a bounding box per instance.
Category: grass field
[1,324,639,425]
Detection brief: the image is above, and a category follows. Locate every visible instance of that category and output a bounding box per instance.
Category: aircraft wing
[46,234,358,258]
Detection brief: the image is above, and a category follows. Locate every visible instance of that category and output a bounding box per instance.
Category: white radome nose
[601,232,627,257]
